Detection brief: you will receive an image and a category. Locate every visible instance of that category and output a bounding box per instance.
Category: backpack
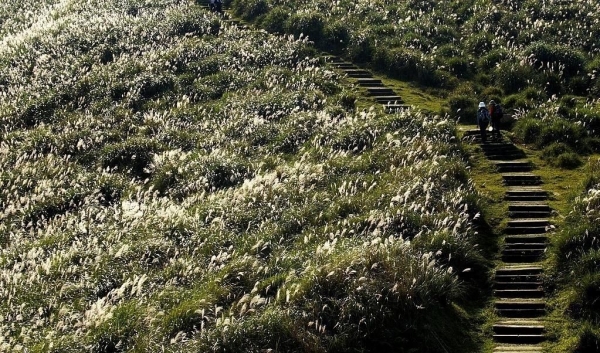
[492,104,503,120]
[478,108,490,124]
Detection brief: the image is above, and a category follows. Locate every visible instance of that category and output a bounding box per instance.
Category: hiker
[489,100,503,141]
[477,101,491,143]
[209,0,223,14]
[215,0,223,14]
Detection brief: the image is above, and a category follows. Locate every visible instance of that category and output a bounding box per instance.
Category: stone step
[493,334,545,344]
[496,267,543,276]
[507,219,549,226]
[505,188,549,202]
[494,345,543,353]
[332,62,357,69]
[504,235,548,244]
[495,274,542,283]
[487,153,530,161]
[494,323,544,335]
[503,243,546,250]
[505,226,548,235]
[344,69,372,78]
[505,221,549,234]
[501,252,545,263]
[494,281,543,290]
[496,165,534,173]
[355,78,383,86]
[365,87,395,95]
[495,289,545,299]
[384,104,409,113]
[508,203,551,212]
[495,301,546,318]
[323,56,343,63]
[374,95,404,103]
[502,173,542,186]
[509,210,551,218]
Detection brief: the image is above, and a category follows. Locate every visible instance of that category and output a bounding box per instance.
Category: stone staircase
[324,56,408,113]
[465,131,552,353]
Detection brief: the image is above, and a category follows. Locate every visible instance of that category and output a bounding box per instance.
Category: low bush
[493,62,535,94]
[100,137,164,177]
[285,12,325,44]
[448,93,478,123]
[259,7,288,34]
[323,21,350,54]
[232,0,269,21]
[525,41,586,78]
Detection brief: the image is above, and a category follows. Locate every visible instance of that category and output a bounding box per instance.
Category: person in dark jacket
[489,100,503,141]
[477,101,491,143]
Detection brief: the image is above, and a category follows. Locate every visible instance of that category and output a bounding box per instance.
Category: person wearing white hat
[477,101,491,143]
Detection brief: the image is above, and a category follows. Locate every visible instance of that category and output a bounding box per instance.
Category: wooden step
[332,62,357,69]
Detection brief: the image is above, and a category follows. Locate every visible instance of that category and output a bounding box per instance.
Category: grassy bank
[0,1,489,352]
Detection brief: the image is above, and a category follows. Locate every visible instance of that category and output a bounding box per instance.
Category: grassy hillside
[234,0,600,146]
[0,1,488,352]
[231,0,600,351]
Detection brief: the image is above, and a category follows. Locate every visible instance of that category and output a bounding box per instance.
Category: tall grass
[0,1,486,352]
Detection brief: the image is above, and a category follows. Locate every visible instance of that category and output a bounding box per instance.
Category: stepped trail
[204,4,559,352]
[464,131,552,353]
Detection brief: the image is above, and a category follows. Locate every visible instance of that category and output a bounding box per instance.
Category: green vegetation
[547,158,600,351]
[2,0,599,351]
[0,1,489,352]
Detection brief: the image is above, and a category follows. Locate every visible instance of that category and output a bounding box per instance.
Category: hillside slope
[0,1,487,352]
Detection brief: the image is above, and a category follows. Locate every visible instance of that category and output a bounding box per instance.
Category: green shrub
[513,117,542,144]
[575,328,600,353]
[466,32,494,55]
[555,152,584,169]
[101,137,164,177]
[446,57,472,78]
[542,142,572,159]
[542,143,582,169]
[285,12,325,44]
[502,94,529,111]
[323,21,350,54]
[478,49,509,71]
[233,0,269,21]
[448,94,478,123]
[493,62,535,94]
[346,33,374,63]
[525,41,586,77]
[538,118,587,149]
[259,7,289,34]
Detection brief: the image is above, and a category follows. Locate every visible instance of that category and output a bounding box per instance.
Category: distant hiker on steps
[489,100,503,141]
[477,101,491,143]
[209,0,223,14]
